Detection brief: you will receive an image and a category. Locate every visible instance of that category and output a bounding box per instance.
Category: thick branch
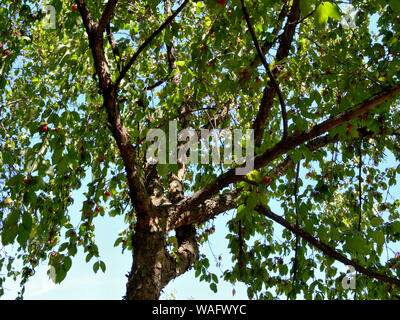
[174,83,400,219]
[276,0,300,62]
[76,0,151,215]
[75,0,96,32]
[255,205,400,287]
[97,0,119,36]
[170,128,376,230]
[168,188,241,231]
[163,225,199,285]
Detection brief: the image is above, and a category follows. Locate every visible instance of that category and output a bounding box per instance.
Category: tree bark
[125,207,199,300]
[125,208,168,300]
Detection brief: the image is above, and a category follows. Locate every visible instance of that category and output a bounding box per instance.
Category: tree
[1,0,400,300]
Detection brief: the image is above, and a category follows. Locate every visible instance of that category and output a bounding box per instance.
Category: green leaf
[68,244,77,256]
[343,235,368,254]
[210,282,217,293]
[371,216,383,228]
[391,221,400,233]
[93,261,99,273]
[63,257,72,272]
[17,224,30,246]
[371,230,385,246]
[315,2,341,26]
[59,242,69,252]
[86,253,93,263]
[114,237,122,247]
[52,148,63,164]
[4,211,19,228]
[55,266,67,283]
[1,225,18,245]
[22,212,32,233]
[99,261,106,273]
[212,273,218,283]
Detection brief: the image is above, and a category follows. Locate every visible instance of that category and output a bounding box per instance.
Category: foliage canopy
[1,0,400,299]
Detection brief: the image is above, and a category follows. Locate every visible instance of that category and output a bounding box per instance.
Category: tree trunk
[125,221,167,300]
[125,208,199,300]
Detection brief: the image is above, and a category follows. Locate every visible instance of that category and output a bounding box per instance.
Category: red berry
[264,176,271,183]
[201,44,206,51]
[95,207,101,212]
[54,128,58,132]
[72,5,78,10]
[99,157,104,162]
[105,191,111,197]
[3,50,10,56]
[42,125,48,132]
[228,9,232,14]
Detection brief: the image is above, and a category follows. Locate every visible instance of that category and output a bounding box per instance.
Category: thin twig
[240,0,288,140]
[115,0,190,87]
[290,161,301,299]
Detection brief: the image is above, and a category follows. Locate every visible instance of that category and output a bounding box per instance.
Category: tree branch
[290,161,301,298]
[252,0,300,147]
[106,24,121,72]
[115,0,190,87]
[162,225,199,285]
[97,0,119,36]
[173,83,400,219]
[75,0,96,33]
[170,127,376,230]
[255,204,400,288]
[240,0,287,139]
[76,0,152,216]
